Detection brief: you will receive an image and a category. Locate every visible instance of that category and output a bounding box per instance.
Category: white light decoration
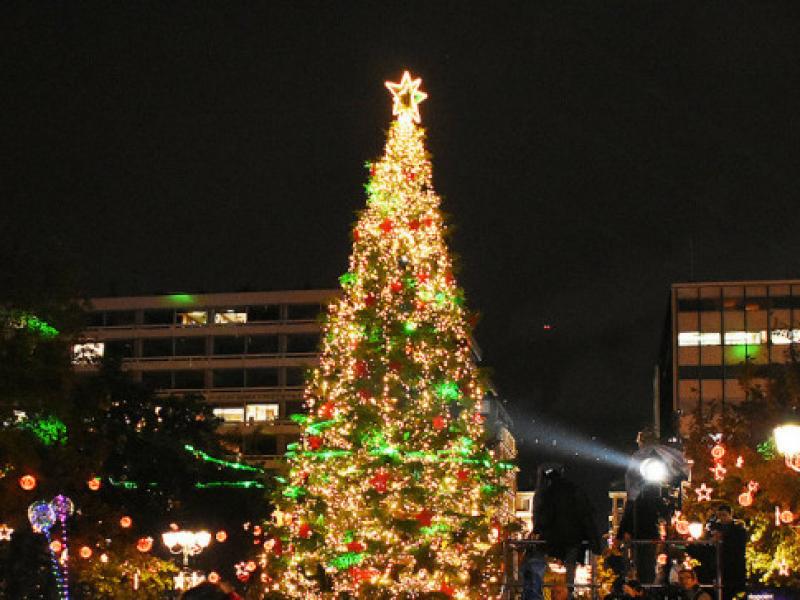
[688,522,704,540]
[774,423,800,473]
[162,529,212,568]
[640,458,668,483]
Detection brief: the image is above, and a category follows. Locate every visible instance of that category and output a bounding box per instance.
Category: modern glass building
[660,280,800,434]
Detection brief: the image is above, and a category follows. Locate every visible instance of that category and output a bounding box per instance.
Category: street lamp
[161,529,211,568]
[639,457,668,484]
[774,422,800,473]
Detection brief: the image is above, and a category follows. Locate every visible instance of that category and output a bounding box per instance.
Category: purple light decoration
[50,495,74,600]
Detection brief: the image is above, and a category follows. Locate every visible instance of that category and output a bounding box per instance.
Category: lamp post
[774,422,800,472]
[161,530,211,568]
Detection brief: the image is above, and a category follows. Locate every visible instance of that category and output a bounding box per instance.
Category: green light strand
[184,444,264,473]
[19,415,68,446]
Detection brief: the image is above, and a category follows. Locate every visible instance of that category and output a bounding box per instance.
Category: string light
[267,72,510,598]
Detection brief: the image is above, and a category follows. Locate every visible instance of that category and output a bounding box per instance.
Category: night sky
[3,3,800,505]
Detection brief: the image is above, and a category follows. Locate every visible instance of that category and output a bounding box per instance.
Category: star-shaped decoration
[695,483,714,502]
[385,71,427,125]
[709,463,727,481]
[0,524,13,541]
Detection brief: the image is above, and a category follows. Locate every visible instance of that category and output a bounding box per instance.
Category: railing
[83,318,320,332]
[502,538,722,600]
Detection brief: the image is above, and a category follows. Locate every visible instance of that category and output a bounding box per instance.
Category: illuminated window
[771,329,800,345]
[214,310,247,324]
[177,311,207,326]
[678,332,721,346]
[245,403,280,422]
[723,331,765,345]
[72,342,105,364]
[213,407,244,423]
[678,331,768,347]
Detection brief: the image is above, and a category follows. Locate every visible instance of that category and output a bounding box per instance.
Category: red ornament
[370,470,390,493]
[417,272,429,284]
[364,293,377,307]
[273,538,283,556]
[432,415,446,430]
[388,361,402,373]
[216,530,227,543]
[358,389,371,401]
[298,523,312,538]
[308,436,323,450]
[423,216,434,228]
[353,229,360,242]
[409,219,420,231]
[19,475,36,491]
[355,360,369,378]
[347,541,365,553]
[415,509,434,527]
[445,272,455,285]
[136,537,153,553]
[456,469,470,482]
[379,218,393,234]
[390,280,403,293]
[319,402,335,419]
[440,582,455,596]
[370,164,377,177]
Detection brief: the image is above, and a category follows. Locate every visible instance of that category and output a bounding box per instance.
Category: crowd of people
[521,452,747,600]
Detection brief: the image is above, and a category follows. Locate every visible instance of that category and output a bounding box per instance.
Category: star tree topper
[385,70,427,125]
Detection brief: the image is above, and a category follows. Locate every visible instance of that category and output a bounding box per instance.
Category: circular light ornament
[19,475,37,491]
[27,501,55,533]
[738,492,753,507]
[640,458,668,483]
[208,571,220,584]
[49,540,63,554]
[87,478,101,491]
[119,516,132,529]
[711,444,726,460]
[675,518,690,536]
[79,546,93,559]
[136,536,153,552]
[215,530,227,543]
[780,510,795,524]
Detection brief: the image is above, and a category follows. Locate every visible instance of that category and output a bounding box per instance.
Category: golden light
[208,571,220,584]
[738,492,753,507]
[385,71,427,125]
[79,546,93,559]
[19,474,37,491]
[100,553,109,563]
[780,510,795,524]
[119,516,132,528]
[215,530,227,543]
[49,540,63,554]
[87,477,101,491]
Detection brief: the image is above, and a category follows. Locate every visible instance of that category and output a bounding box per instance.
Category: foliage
[73,548,177,599]
[676,351,800,587]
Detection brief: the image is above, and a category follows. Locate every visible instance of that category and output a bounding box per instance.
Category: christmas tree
[265,72,513,598]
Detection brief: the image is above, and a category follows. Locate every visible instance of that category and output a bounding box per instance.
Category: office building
[658,279,800,435]
[73,290,338,470]
[75,290,517,481]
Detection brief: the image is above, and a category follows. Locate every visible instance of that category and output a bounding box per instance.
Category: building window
[285,367,306,387]
[246,435,278,455]
[173,370,205,389]
[247,335,278,354]
[286,334,319,354]
[287,304,321,321]
[247,305,280,322]
[213,407,244,423]
[246,368,279,387]
[245,403,280,422]
[177,311,208,326]
[142,338,173,357]
[72,342,104,364]
[213,369,244,388]
[174,336,206,357]
[214,336,245,355]
[105,311,136,327]
[143,309,174,325]
[285,400,304,416]
[142,371,172,389]
[86,312,105,327]
[214,310,247,324]
[105,339,134,358]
